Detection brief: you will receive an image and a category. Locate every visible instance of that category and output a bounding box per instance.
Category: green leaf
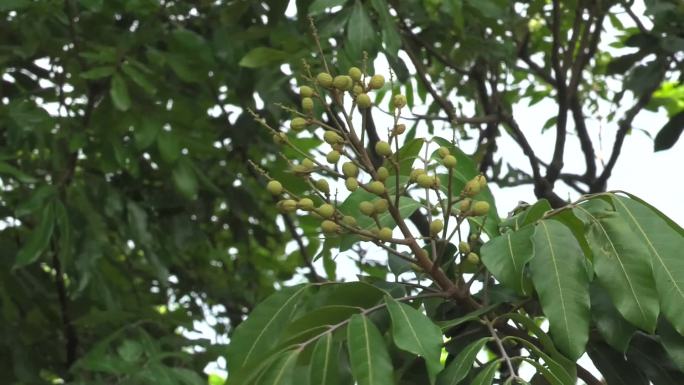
[157,131,181,164]
[122,62,157,95]
[309,333,340,385]
[239,47,289,68]
[110,73,131,111]
[134,118,160,150]
[658,318,684,372]
[612,195,684,335]
[590,284,637,353]
[346,1,376,59]
[437,304,499,331]
[470,360,499,385]
[226,285,311,383]
[587,342,649,385]
[385,296,443,384]
[481,225,534,296]
[626,334,684,385]
[529,220,590,359]
[370,0,402,57]
[172,158,198,199]
[654,110,684,151]
[258,350,299,385]
[80,66,115,79]
[14,202,55,268]
[436,337,489,385]
[0,161,38,184]
[309,0,348,14]
[387,138,423,176]
[347,314,394,385]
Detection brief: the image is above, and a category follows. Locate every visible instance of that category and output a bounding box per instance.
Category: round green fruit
[278,199,297,213]
[356,93,372,108]
[393,94,407,108]
[348,67,362,82]
[376,166,389,182]
[367,181,385,195]
[343,215,357,227]
[466,252,480,265]
[345,177,359,192]
[326,150,340,164]
[377,227,393,241]
[299,85,314,97]
[359,201,375,216]
[342,162,359,178]
[302,158,315,169]
[290,117,307,132]
[321,220,340,234]
[315,179,330,194]
[301,97,314,112]
[393,124,406,135]
[475,174,487,188]
[416,173,434,189]
[375,141,392,157]
[273,132,287,144]
[298,198,314,211]
[352,85,364,95]
[443,155,457,169]
[472,201,490,216]
[316,72,333,88]
[369,74,385,89]
[323,130,344,145]
[333,75,353,90]
[464,179,481,196]
[459,198,471,212]
[458,241,470,254]
[437,146,450,158]
[374,199,389,214]
[266,180,283,195]
[317,203,335,218]
[430,219,444,236]
[409,169,425,182]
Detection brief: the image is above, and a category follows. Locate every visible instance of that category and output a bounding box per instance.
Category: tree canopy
[1,1,683,385]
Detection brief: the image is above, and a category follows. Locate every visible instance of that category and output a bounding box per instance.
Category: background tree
[0,0,682,385]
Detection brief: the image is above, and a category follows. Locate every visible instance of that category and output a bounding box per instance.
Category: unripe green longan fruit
[378,227,392,241]
[278,199,297,213]
[345,177,359,192]
[409,168,425,182]
[393,94,407,108]
[459,198,471,212]
[317,203,335,218]
[392,124,406,135]
[464,179,481,196]
[367,181,385,195]
[343,215,357,227]
[376,166,389,182]
[326,150,340,164]
[356,93,372,108]
[266,180,283,195]
[273,132,287,144]
[459,241,470,254]
[466,252,480,264]
[317,72,333,88]
[369,74,385,89]
[321,220,340,234]
[472,201,490,216]
[315,179,330,194]
[292,164,310,175]
[437,146,450,158]
[374,198,389,214]
[301,97,314,112]
[359,201,375,216]
[416,173,433,189]
[298,198,314,211]
[348,67,362,82]
[323,130,344,145]
[333,75,352,90]
[290,117,307,132]
[299,85,314,97]
[302,158,315,169]
[430,219,444,236]
[443,155,457,169]
[352,85,364,95]
[375,141,392,157]
[475,174,487,188]
[342,162,359,178]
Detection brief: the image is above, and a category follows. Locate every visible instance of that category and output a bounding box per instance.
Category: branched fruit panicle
[367,181,385,195]
[345,177,359,191]
[458,241,470,254]
[369,74,385,89]
[266,180,283,195]
[416,173,434,189]
[378,227,392,241]
[356,93,372,108]
[374,199,389,214]
[290,117,307,132]
[464,179,481,196]
[323,130,344,145]
[317,203,335,218]
[315,179,330,194]
[359,201,375,216]
[443,155,457,169]
[321,220,340,234]
[299,85,314,97]
[298,198,314,211]
[376,166,389,182]
[342,162,359,178]
[437,146,450,158]
[316,72,333,88]
[326,150,340,164]
[430,219,443,236]
[278,199,297,213]
[472,201,490,216]
[302,97,314,112]
[375,141,392,157]
[393,94,407,109]
[466,252,480,264]
[333,75,353,90]
[348,67,362,82]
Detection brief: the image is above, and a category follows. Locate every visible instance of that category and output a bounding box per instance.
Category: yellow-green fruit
[409,169,425,182]
[458,241,470,254]
[469,234,479,242]
[323,130,344,145]
[343,215,357,227]
[278,199,297,213]
[359,201,375,216]
[378,227,393,241]
[416,173,434,188]
[317,203,335,218]
[443,155,457,169]
[376,166,389,182]
[266,180,283,195]
[466,252,480,264]
[290,117,307,132]
[374,199,389,214]
[459,198,471,212]
[348,67,362,82]
[315,179,330,194]
[316,72,333,87]
[322,220,340,233]
[437,146,450,158]
[464,179,481,196]
[393,124,406,135]
[332,143,344,152]
[356,93,372,108]
[472,201,490,216]
[369,74,385,89]
[342,162,359,178]
[352,85,364,95]
[345,177,359,192]
[375,141,392,157]
[301,97,314,112]
[292,164,310,175]
[430,219,444,236]
[299,85,314,97]
[298,198,314,211]
[302,158,315,169]
[367,181,385,195]
[475,174,487,188]
[393,94,407,108]
[326,150,340,164]
[333,75,353,90]
[273,132,287,144]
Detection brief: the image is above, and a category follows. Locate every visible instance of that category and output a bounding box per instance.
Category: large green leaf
[529,220,590,359]
[590,284,637,353]
[347,314,394,385]
[612,195,684,335]
[626,335,684,385]
[480,225,534,295]
[588,342,649,385]
[436,337,489,385]
[227,285,311,383]
[309,333,341,385]
[369,0,402,56]
[578,204,659,332]
[239,47,289,68]
[386,138,424,176]
[346,1,376,59]
[110,73,131,111]
[385,296,443,384]
[14,202,55,268]
[658,318,684,372]
[470,360,499,385]
[258,350,299,385]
